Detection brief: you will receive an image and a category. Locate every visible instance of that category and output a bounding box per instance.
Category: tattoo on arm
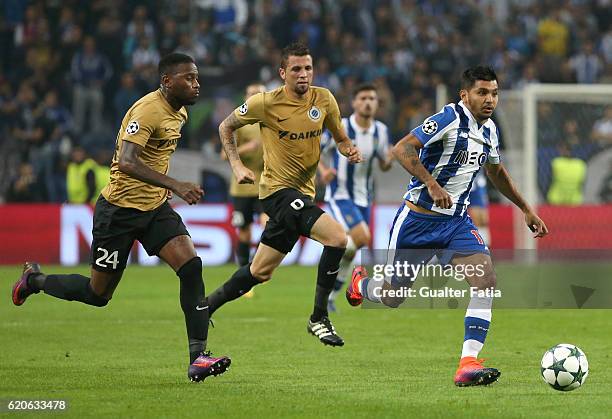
[399,141,419,162]
[392,136,436,185]
[219,113,245,164]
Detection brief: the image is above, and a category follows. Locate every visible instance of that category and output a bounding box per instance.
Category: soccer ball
[540,343,588,391]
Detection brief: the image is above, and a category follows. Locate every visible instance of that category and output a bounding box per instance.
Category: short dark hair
[280,42,310,69]
[158,53,195,78]
[461,66,497,90]
[353,83,377,98]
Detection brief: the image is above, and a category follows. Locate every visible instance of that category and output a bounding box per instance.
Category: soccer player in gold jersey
[222,83,269,268]
[12,53,230,382]
[207,43,363,346]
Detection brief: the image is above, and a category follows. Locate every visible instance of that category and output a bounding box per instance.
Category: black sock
[236,241,250,266]
[176,257,209,364]
[208,264,260,316]
[43,274,108,307]
[26,273,44,292]
[311,246,345,322]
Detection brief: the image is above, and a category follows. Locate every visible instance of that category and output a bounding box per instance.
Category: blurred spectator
[70,36,113,134]
[537,10,570,58]
[12,82,53,161]
[158,18,179,56]
[6,162,46,202]
[195,0,248,33]
[113,72,141,127]
[132,37,160,88]
[127,5,155,43]
[599,160,612,203]
[292,4,322,50]
[66,146,105,204]
[515,63,540,88]
[41,90,72,135]
[561,119,581,149]
[591,106,612,147]
[313,57,341,93]
[175,32,207,63]
[569,40,603,84]
[547,143,587,206]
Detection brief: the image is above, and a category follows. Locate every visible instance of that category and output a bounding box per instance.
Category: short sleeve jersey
[233,85,343,199]
[230,123,264,197]
[101,89,188,211]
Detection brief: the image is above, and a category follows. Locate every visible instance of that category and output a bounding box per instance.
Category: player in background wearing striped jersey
[318,84,393,312]
[346,66,548,386]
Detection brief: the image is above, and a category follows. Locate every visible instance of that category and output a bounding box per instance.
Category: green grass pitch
[1,264,611,418]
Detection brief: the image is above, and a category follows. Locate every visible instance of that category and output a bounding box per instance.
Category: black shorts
[90,195,189,272]
[231,196,262,228]
[259,188,324,254]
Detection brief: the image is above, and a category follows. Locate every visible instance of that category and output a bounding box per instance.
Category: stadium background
[0,0,611,264]
[2,2,612,418]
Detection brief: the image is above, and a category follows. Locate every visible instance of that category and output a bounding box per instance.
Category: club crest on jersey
[422,119,438,135]
[308,106,321,121]
[238,102,248,115]
[126,120,139,135]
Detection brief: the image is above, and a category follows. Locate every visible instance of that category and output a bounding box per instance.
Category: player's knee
[472,270,496,290]
[176,256,203,282]
[353,230,371,248]
[326,228,347,248]
[250,264,274,282]
[88,288,110,307]
[485,271,497,289]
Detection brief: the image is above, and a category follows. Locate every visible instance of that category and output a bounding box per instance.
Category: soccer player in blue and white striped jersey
[347,66,549,386]
[319,84,393,311]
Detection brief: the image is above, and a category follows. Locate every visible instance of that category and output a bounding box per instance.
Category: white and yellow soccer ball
[541,343,589,391]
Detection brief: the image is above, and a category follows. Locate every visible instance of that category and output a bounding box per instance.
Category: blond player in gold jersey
[12,53,230,382]
[207,43,363,347]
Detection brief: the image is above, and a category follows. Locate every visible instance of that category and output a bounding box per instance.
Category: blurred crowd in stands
[0,0,611,203]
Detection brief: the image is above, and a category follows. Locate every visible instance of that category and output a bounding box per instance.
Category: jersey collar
[458,100,488,131]
[349,113,376,135]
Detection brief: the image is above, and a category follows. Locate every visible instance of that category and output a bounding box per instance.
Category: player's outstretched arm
[484,162,549,238]
[392,134,452,209]
[118,141,203,204]
[219,113,255,184]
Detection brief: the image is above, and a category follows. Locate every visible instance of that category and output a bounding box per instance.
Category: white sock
[360,276,383,304]
[461,295,493,359]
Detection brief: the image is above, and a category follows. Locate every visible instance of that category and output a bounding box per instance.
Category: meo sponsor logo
[454,150,487,166]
